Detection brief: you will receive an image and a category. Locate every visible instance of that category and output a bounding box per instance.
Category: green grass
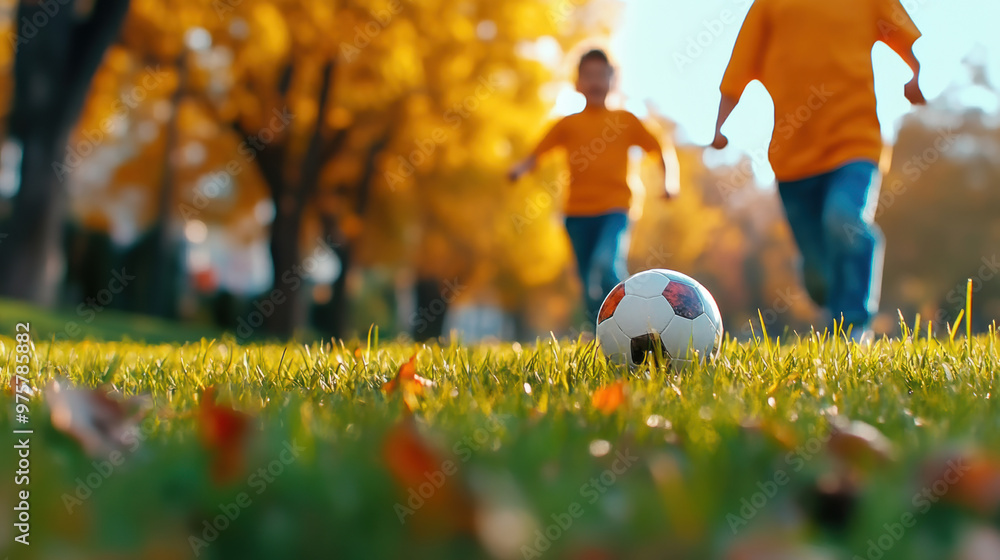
[1,328,999,560]
[0,297,224,344]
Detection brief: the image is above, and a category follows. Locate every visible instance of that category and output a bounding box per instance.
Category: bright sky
[577,0,1000,184]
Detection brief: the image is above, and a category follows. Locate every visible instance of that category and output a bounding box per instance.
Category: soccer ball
[596,269,723,367]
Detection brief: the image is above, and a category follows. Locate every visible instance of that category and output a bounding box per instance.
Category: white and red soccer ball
[596,269,723,367]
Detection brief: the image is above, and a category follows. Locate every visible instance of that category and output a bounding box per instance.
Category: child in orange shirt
[712,0,925,340]
[509,49,671,324]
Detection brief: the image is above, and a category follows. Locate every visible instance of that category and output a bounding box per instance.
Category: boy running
[509,49,670,325]
[712,0,926,340]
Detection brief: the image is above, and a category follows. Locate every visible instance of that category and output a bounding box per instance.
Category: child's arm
[508,155,537,182]
[712,95,738,150]
[713,0,769,149]
[509,120,565,182]
[653,152,671,199]
[901,51,925,105]
[631,114,673,199]
[876,0,925,105]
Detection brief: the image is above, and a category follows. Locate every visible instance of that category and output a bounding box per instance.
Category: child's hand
[507,157,535,183]
[904,77,926,106]
[711,131,729,150]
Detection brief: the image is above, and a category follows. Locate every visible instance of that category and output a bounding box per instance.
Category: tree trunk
[0,0,131,304]
[267,194,303,338]
[311,131,390,339]
[311,215,351,339]
[0,127,70,304]
[413,278,448,342]
[145,54,187,318]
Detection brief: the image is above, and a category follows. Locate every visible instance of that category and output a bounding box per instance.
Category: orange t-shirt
[533,107,662,216]
[721,0,921,182]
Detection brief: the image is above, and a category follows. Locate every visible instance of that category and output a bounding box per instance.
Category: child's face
[576,59,613,102]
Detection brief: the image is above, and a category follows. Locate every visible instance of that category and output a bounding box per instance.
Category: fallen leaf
[45,380,150,457]
[827,419,895,469]
[591,380,627,415]
[7,375,36,399]
[381,419,474,536]
[926,453,1000,516]
[382,355,433,412]
[198,386,252,485]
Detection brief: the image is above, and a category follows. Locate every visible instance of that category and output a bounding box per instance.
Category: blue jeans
[565,212,629,321]
[778,161,884,332]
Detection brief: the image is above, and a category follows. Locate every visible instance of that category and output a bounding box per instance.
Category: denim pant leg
[565,216,600,318]
[778,177,830,308]
[821,161,884,331]
[589,213,630,318]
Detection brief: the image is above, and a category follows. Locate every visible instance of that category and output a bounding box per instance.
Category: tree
[40,0,617,340]
[0,0,132,304]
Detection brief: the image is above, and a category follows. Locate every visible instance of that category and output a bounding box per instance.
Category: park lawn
[0,297,226,344]
[1,326,999,560]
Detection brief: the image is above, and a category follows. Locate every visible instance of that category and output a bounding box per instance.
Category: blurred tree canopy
[1,0,618,338]
[0,0,997,340]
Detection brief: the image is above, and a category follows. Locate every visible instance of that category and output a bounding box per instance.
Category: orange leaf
[198,387,252,485]
[7,375,35,399]
[382,355,433,411]
[932,454,1000,515]
[592,381,627,415]
[381,419,474,535]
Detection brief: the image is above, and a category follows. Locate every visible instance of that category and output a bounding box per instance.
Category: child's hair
[578,49,613,73]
